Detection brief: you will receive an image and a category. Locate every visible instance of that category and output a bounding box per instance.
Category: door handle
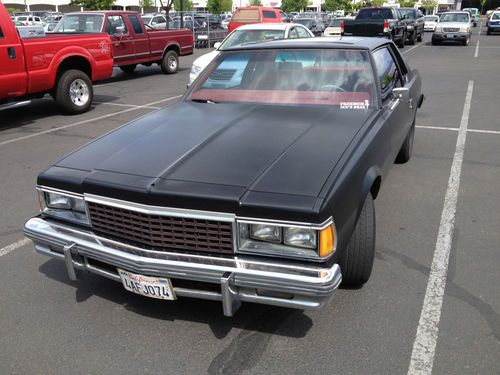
[389,98,400,111]
[7,47,16,59]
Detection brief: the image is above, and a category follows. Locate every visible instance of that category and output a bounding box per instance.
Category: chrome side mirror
[392,87,410,101]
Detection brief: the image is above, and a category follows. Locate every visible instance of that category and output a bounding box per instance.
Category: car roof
[223,36,388,52]
[235,23,300,31]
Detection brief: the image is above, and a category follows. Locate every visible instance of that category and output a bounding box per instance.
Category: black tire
[395,122,415,164]
[462,36,470,46]
[397,31,406,48]
[408,31,416,45]
[120,64,137,74]
[55,69,93,115]
[417,31,422,42]
[160,50,179,74]
[432,39,440,46]
[340,193,376,286]
[487,28,491,35]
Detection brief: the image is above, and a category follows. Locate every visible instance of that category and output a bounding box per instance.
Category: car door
[0,23,27,98]
[105,15,135,64]
[373,45,413,159]
[128,14,150,61]
[416,10,425,35]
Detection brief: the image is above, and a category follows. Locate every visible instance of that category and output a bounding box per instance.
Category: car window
[373,47,402,98]
[128,15,143,34]
[492,13,500,20]
[288,28,299,38]
[263,10,277,19]
[296,26,310,37]
[357,8,394,20]
[219,29,285,50]
[0,26,3,38]
[280,11,289,21]
[54,14,104,32]
[106,15,128,34]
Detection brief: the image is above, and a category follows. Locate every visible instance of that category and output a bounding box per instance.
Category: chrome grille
[443,27,460,32]
[87,202,233,254]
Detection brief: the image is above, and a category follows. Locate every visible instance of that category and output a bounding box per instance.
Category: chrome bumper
[24,217,342,316]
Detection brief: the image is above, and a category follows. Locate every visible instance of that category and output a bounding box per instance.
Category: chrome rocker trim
[24,217,342,316]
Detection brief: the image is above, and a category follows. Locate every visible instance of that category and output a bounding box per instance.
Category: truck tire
[417,31,422,42]
[397,31,406,48]
[161,50,179,74]
[55,69,93,115]
[487,28,491,35]
[462,36,470,46]
[120,64,137,74]
[340,193,376,286]
[395,122,415,164]
[409,30,416,45]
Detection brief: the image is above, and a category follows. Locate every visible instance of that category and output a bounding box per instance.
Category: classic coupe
[24,38,423,316]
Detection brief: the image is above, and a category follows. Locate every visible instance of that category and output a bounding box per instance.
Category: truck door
[127,15,150,61]
[105,15,135,64]
[0,22,28,98]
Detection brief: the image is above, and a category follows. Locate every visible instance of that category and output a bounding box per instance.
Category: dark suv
[399,7,425,44]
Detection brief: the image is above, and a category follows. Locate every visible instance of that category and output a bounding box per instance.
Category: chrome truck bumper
[24,217,342,316]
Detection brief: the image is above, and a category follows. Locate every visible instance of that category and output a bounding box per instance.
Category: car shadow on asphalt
[38,259,314,340]
[98,66,189,85]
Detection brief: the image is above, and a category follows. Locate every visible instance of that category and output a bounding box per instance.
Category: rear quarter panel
[147,29,194,58]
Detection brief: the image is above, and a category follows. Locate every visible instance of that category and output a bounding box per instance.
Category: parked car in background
[221,16,230,29]
[324,17,345,36]
[189,23,314,84]
[486,11,500,34]
[141,14,168,29]
[14,15,43,26]
[424,15,439,31]
[294,18,325,36]
[399,7,424,44]
[228,6,289,32]
[343,7,407,48]
[432,11,472,45]
[54,11,194,74]
[0,3,113,114]
[24,37,423,317]
[43,22,59,32]
[462,7,478,26]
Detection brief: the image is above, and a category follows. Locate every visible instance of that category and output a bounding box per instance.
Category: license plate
[118,269,175,300]
[197,35,208,40]
[446,34,454,39]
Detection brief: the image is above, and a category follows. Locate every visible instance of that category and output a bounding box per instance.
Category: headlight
[190,64,202,77]
[460,26,470,32]
[38,188,89,225]
[237,220,336,261]
[435,26,443,32]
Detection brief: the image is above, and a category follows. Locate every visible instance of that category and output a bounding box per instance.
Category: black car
[399,7,425,44]
[24,38,423,316]
[295,17,325,36]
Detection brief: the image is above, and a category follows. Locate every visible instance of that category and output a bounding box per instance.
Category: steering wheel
[319,84,346,92]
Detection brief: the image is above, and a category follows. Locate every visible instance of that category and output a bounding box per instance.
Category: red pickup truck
[54,11,194,74]
[0,3,113,114]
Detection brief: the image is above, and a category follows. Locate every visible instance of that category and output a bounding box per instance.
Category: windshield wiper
[191,99,218,104]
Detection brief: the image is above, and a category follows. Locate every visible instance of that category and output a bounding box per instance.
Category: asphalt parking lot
[1,26,499,374]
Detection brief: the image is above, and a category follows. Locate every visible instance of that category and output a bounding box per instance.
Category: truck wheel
[55,69,93,115]
[120,64,137,74]
[161,50,179,74]
[397,32,406,48]
[409,31,416,45]
[395,122,415,164]
[462,36,470,46]
[417,31,422,42]
[432,39,440,46]
[487,28,491,35]
[340,193,376,286]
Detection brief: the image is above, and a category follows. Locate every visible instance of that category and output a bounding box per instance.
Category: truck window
[106,15,128,35]
[373,47,402,99]
[0,26,4,38]
[232,9,260,22]
[128,15,143,34]
[357,9,394,19]
[263,10,277,19]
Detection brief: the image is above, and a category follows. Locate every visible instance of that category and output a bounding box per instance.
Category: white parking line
[0,95,182,147]
[475,41,480,58]
[417,126,500,135]
[94,101,161,110]
[408,80,474,375]
[0,238,31,257]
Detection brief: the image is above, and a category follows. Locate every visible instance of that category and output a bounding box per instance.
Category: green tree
[174,0,193,11]
[323,0,350,12]
[421,0,437,12]
[7,7,23,13]
[480,0,488,13]
[365,0,385,6]
[281,0,308,12]
[139,0,154,9]
[207,0,232,14]
[249,0,262,5]
[69,0,115,10]
[399,0,415,7]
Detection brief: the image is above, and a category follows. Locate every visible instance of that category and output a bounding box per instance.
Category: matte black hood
[40,102,373,221]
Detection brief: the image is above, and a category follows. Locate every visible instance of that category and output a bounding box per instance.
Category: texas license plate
[446,34,454,39]
[118,269,175,300]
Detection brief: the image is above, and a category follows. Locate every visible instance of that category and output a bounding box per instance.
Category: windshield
[424,16,439,22]
[142,16,152,24]
[491,13,500,20]
[440,13,469,22]
[295,19,313,27]
[463,8,478,15]
[188,49,376,108]
[219,29,285,50]
[54,14,104,32]
[399,9,416,19]
[328,19,342,27]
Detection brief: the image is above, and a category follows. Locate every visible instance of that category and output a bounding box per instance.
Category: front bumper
[24,217,342,316]
[432,32,469,42]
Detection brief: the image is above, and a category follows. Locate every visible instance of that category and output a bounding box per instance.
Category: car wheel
[340,193,376,287]
[463,36,470,46]
[487,28,492,35]
[397,32,406,48]
[395,121,415,164]
[408,31,416,45]
[417,31,422,42]
[161,50,179,74]
[432,39,440,45]
[120,64,137,74]
[55,69,93,115]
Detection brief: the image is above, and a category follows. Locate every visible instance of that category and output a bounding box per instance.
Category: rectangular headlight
[38,188,90,225]
[250,224,282,243]
[284,227,317,249]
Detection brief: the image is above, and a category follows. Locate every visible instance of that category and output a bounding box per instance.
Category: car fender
[48,46,96,84]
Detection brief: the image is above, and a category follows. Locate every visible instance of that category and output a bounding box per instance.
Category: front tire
[120,64,137,74]
[161,50,179,74]
[408,31,416,45]
[487,28,492,35]
[395,122,415,164]
[55,69,93,115]
[463,36,470,46]
[417,31,422,42]
[397,31,406,48]
[340,194,376,287]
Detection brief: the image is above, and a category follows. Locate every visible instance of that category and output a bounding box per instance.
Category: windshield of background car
[424,16,439,22]
[295,19,313,27]
[188,49,376,108]
[399,9,416,19]
[54,14,104,32]
[220,30,285,50]
[440,13,469,22]
[328,19,342,27]
[357,9,393,19]
[492,13,500,20]
[232,9,260,22]
[142,16,152,24]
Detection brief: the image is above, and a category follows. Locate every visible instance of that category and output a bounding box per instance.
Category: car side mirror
[392,87,410,101]
[214,42,221,49]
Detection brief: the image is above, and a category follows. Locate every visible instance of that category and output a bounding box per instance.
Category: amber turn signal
[319,225,335,257]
